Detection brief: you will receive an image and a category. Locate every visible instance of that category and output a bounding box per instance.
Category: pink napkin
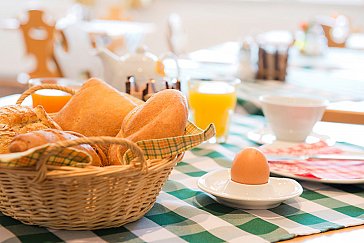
[262,141,364,180]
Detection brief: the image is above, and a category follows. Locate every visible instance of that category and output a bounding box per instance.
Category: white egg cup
[198,169,303,209]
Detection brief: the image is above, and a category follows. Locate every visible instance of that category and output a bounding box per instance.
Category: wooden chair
[321,24,346,48]
[19,9,63,79]
[318,15,350,48]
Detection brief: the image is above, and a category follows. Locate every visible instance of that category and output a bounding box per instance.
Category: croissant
[0,105,61,154]
[108,89,188,165]
[9,129,106,166]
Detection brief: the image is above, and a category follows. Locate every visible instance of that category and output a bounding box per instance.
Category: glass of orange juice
[188,79,240,143]
[28,78,83,113]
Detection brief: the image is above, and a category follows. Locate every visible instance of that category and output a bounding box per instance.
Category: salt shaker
[237,38,256,82]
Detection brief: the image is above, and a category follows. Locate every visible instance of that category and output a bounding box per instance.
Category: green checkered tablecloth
[1,114,364,243]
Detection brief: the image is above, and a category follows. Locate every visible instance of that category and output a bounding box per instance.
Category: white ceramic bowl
[259,95,329,142]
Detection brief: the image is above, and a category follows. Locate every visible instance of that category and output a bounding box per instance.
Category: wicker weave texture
[0,154,182,230]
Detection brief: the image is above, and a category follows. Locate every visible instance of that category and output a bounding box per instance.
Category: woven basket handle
[34,136,147,183]
[16,84,76,105]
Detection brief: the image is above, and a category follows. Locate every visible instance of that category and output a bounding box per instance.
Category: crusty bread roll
[108,89,188,165]
[9,129,105,166]
[53,78,139,137]
[0,105,61,154]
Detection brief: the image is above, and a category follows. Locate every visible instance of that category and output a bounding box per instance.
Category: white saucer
[197,169,303,209]
[247,127,335,146]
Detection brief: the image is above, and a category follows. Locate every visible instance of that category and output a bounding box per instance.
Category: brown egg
[231,147,270,185]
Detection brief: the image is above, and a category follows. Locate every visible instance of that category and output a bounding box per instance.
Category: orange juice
[31,89,72,113]
[188,80,238,143]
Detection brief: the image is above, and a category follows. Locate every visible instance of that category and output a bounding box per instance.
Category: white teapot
[97,45,179,92]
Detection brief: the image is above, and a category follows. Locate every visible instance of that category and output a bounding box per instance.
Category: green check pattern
[1,114,364,243]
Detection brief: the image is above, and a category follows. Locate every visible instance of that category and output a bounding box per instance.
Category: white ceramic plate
[247,127,335,146]
[269,170,364,185]
[263,142,364,184]
[198,169,303,209]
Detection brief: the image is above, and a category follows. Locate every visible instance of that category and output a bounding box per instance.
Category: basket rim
[0,154,183,180]
[4,84,213,182]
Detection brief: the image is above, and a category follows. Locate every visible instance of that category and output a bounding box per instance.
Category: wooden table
[285,225,364,242]
[0,78,26,97]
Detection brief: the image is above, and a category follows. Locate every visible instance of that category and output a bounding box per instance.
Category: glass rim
[28,77,84,86]
[188,78,241,85]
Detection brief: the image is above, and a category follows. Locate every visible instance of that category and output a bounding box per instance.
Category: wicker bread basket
[0,84,214,230]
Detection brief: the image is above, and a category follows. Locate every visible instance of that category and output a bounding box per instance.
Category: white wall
[130,0,364,53]
[0,0,363,79]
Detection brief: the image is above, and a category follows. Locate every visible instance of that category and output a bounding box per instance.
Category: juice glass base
[208,135,228,144]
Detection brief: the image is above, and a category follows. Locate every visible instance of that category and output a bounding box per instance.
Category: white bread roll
[108,89,188,165]
[53,78,139,137]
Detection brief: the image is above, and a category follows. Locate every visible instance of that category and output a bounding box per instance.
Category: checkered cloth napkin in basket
[262,141,364,180]
[0,122,215,168]
[124,123,215,163]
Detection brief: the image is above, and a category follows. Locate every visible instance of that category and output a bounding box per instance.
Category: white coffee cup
[259,95,329,142]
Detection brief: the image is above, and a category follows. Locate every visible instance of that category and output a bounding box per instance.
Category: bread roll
[53,78,139,137]
[0,105,61,154]
[126,93,145,106]
[9,129,105,166]
[108,89,188,165]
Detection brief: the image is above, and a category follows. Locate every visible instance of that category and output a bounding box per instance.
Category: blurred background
[0,0,363,100]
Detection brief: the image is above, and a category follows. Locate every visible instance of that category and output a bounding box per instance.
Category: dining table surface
[1,42,364,242]
[0,92,364,242]
[184,41,364,102]
[179,42,364,125]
